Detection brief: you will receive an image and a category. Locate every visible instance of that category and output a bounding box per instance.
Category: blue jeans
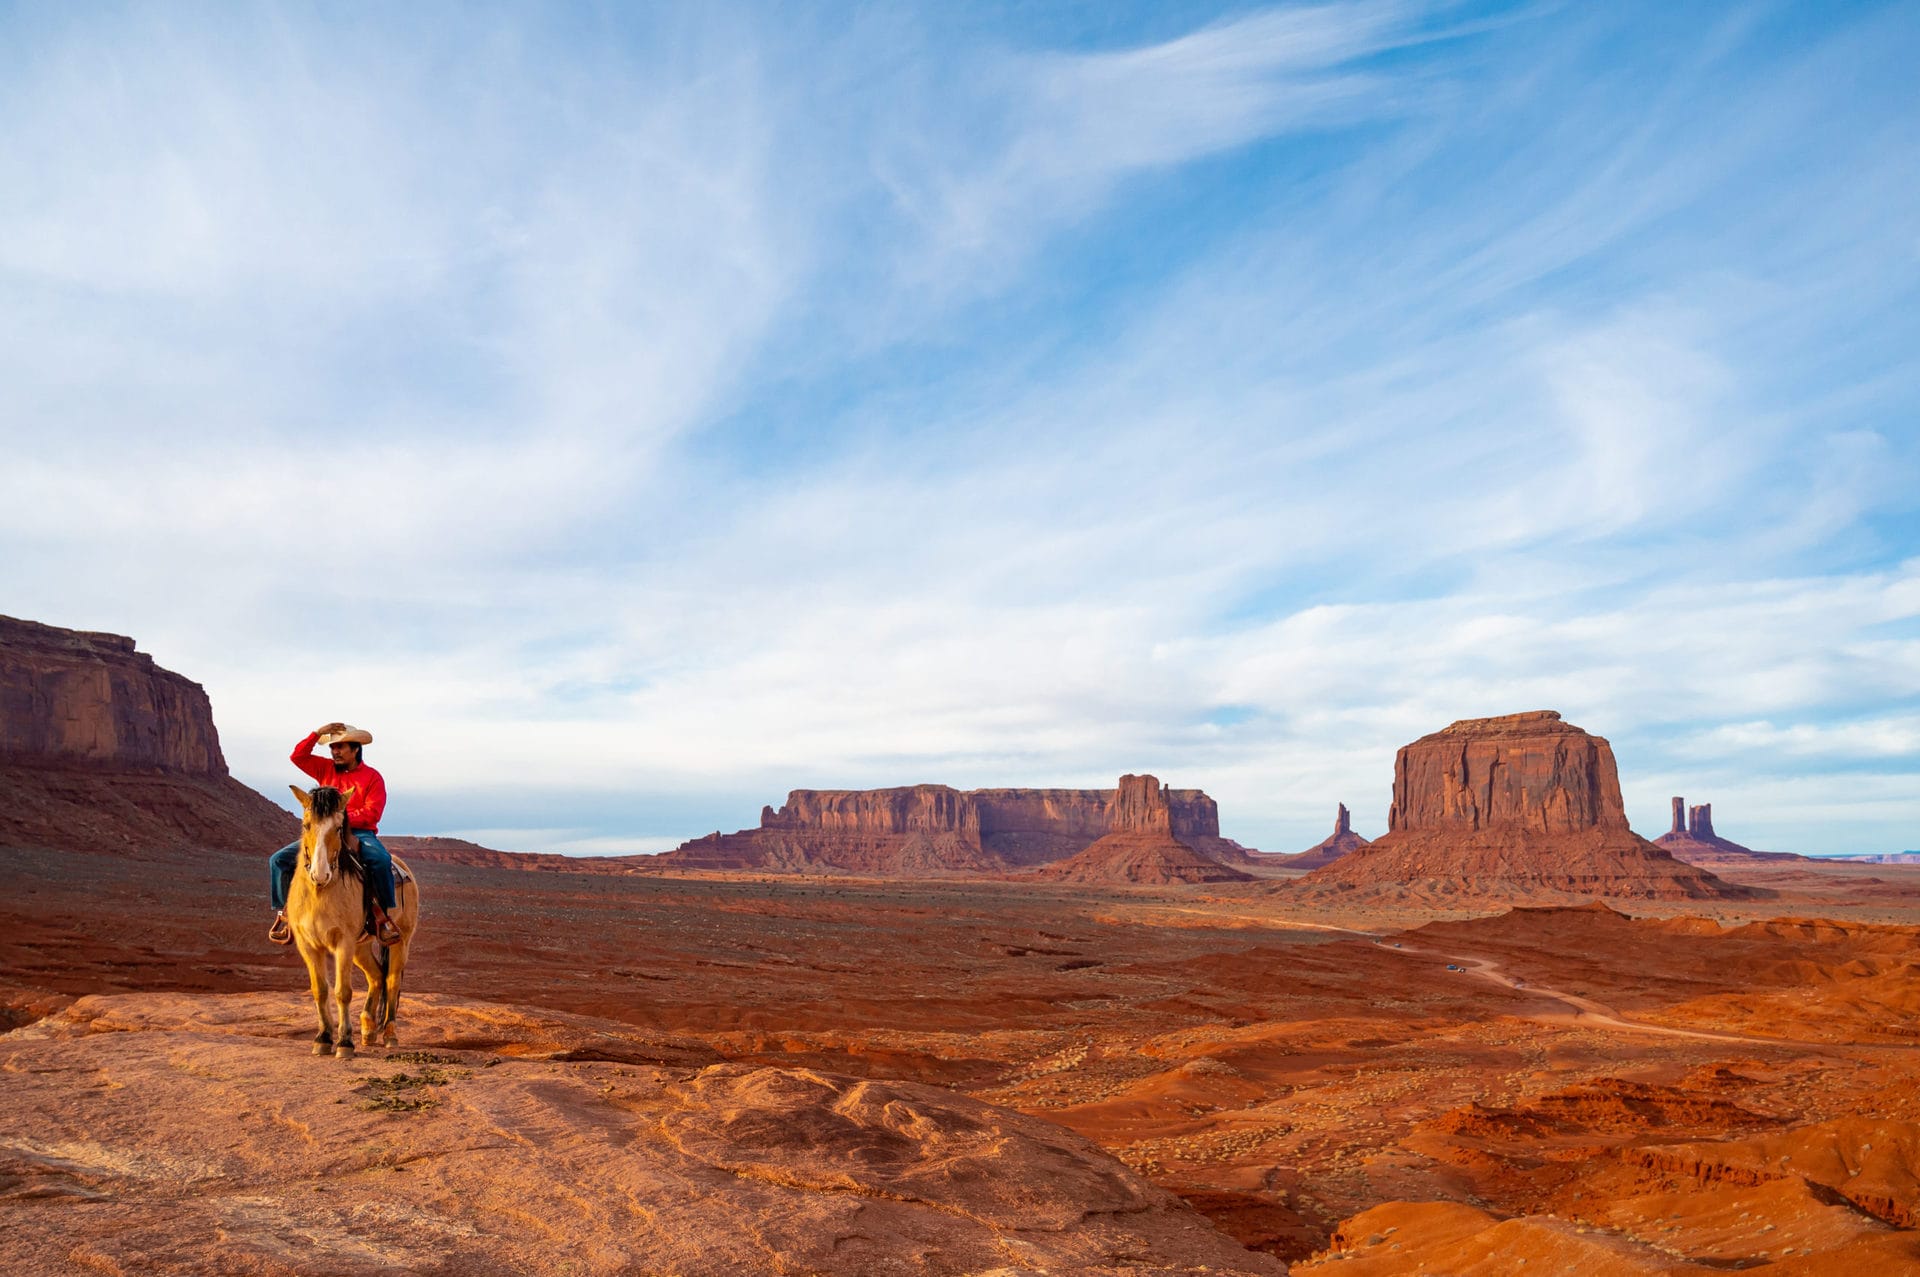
[269,832,395,911]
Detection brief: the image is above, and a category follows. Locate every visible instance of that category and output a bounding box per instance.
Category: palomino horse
[287,784,421,1059]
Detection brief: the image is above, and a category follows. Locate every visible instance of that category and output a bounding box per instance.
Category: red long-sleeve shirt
[291,732,387,833]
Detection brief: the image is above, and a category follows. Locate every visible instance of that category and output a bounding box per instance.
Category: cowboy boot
[371,903,402,946]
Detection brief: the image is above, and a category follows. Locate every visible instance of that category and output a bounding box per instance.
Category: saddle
[340,833,411,940]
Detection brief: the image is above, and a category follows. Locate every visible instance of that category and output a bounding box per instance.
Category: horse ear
[290,784,312,811]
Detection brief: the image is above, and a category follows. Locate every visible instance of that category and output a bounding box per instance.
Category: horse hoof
[313,1042,333,1056]
[337,1045,355,1062]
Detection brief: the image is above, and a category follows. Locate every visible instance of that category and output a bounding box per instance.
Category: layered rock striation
[0,615,227,773]
[659,777,1255,875]
[1291,712,1749,903]
[1655,796,1805,865]
[0,992,1284,1276]
[1034,774,1253,886]
[0,616,295,854]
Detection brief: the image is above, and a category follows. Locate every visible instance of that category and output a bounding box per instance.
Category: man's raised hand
[316,721,347,737]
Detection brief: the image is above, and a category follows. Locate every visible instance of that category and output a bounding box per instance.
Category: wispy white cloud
[4,3,1918,859]
[1680,717,1920,761]
[872,1,1435,293]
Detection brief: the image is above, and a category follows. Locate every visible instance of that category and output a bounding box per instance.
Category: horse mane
[309,786,347,823]
[304,785,365,882]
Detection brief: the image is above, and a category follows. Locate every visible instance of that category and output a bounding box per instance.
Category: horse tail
[375,940,392,1026]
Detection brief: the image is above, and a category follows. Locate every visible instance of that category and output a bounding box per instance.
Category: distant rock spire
[1335,803,1352,836]
[1670,797,1686,837]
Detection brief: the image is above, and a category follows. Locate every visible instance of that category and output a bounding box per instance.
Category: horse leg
[332,945,356,1061]
[354,947,386,1044]
[304,950,334,1056]
[379,938,408,1046]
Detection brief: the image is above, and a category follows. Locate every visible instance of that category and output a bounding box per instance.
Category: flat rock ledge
[0,992,1284,1276]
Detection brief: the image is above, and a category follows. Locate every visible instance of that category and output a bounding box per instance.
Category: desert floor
[5,846,1920,1271]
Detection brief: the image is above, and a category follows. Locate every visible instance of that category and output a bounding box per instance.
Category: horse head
[290,784,349,887]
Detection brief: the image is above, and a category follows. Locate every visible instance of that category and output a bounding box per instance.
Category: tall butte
[0,615,296,854]
[1654,795,1803,866]
[1034,774,1252,885]
[1289,711,1749,903]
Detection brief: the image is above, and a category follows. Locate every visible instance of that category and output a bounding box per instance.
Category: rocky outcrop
[1281,803,1371,869]
[975,788,1137,863]
[657,777,1256,875]
[763,785,981,836]
[660,825,1001,875]
[1383,710,1630,836]
[1655,795,1806,865]
[0,615,226,773]
[658,783,1002,875]
[1291,712,1748,903]
[1109,771,1174,832]
[0,992,1286,1276]
[1627,1116,1920,1230]
[0,616,296,855]
[1032,775,1254,885]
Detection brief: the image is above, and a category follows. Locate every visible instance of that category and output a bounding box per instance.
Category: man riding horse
[268,722,402,946]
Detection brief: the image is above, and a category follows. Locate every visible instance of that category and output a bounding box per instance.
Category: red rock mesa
[657,777,1256,875]
[1291,711,1749,903]
[1033,773,1253,885]
[0,616,295,854]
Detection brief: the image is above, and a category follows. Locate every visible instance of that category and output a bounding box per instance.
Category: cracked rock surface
[0,991,1284,1276]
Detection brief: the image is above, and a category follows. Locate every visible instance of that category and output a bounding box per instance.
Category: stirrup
[374,913,402,945]
[268,913,292,946]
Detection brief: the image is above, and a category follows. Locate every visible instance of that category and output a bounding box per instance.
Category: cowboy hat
[318,725,374,746]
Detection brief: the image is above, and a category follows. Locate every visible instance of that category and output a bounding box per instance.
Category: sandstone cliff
[0,616,296,854]
[657,777,1255,875]
[1291,712,1749,903]
[1033,774,1254,886]
[1654,795,1806,866]
[0,992,1284,1276]
[0,615,227,773]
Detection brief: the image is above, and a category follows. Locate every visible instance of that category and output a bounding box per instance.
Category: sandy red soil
[5,844,1920,1270]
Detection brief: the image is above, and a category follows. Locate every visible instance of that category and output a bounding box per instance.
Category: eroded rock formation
[0,615,226,773]
[1655,795,1805,866]
[1033,774,1253,885]
[0,992,1284,1276]
[658,776,1255,875]
[1291,712,1749,902]
[1282,803,1372,869]
[0,616,296,854]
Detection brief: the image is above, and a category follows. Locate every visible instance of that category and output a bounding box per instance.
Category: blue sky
[3,2,1916,856]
